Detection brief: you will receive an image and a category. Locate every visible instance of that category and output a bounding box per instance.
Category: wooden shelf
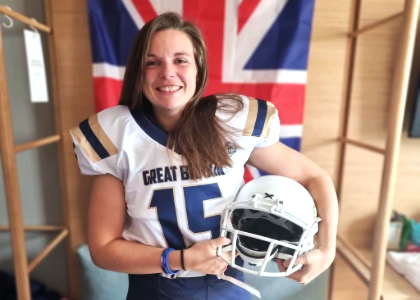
[336,236,420,299]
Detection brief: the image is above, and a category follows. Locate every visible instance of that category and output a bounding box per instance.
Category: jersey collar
[130,98,168,148]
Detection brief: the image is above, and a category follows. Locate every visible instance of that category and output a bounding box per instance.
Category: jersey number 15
[149,183,222,249]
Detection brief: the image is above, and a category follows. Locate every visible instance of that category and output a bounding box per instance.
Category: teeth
[158,86,181,92]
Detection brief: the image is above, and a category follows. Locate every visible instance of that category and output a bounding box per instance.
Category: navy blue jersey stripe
[79,119,110,159]
[130,109,168,148]
[252,100,267,137]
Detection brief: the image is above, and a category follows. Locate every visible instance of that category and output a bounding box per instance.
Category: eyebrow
[147,52,191,57]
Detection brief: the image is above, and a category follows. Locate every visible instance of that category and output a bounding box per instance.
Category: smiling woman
[70,11,337,300]
[119,12,242,180]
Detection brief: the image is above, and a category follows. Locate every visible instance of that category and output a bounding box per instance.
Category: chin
[160,100,189,110]
[158,103,184,112]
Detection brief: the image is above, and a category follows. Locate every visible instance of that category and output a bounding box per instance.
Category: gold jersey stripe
[88,114,118,157]
[243,97,258,136]
[70,126,102,163]
[261,102,276,138]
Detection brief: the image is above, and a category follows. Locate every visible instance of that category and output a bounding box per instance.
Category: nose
[159,62,175,79]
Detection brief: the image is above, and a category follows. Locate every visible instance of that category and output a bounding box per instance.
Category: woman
[71,12,338,300]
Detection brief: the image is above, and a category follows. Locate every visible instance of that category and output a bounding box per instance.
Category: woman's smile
[156,86,182,92]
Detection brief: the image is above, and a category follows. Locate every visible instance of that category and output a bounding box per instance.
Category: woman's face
[143,29,197,116]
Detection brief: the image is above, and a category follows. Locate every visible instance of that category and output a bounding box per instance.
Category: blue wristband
[161,248,179,275]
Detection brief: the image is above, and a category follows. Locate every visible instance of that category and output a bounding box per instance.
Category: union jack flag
[88,0,315,181]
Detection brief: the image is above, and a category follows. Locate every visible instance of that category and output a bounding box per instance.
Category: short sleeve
[254,109,280,148]
[70,126,105,176]
[69,113,119,176]
[237,95,281,148]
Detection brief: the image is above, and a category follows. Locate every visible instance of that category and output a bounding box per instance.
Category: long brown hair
[119,12,243,179]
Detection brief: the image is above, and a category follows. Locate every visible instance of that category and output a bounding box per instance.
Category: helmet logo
[264,193,274,199]
[225,142,237,156]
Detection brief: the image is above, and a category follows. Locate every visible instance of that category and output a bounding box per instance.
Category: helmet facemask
[234,209,304,261]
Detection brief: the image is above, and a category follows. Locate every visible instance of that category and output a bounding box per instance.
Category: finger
[286,268,311,284]
[211,237,231,248]
[208,260,219,273]
[216,256,230,268]
[285,261,315,284]
[209,261,227,275]
[276,259,287,272]
[283,253,309,268]
[276,259,309,282]
[221,251,237,262]
[216,265,228,275]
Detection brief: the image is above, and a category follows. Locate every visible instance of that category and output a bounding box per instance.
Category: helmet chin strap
[217,273,261,299]
[217,248,298,297]
[217,241,305,295]
[276,252,292,260]
[219,245,261,298]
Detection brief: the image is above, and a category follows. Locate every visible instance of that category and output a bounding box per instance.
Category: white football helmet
[218,175,321,277]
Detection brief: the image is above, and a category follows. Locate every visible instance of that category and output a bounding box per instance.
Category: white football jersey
[70,95,280,250]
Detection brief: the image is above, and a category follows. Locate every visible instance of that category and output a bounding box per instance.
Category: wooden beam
[44,0,82,298]
[331,0,362,298]
[28,229,69,273]
[0,26,31,300]
[0,225,65,231]
[0,5,51,33]
[348,12,403,38]
[338,137,386,154]
[337,235,371,269]
[369,0,420,299]
[15,135,60,153]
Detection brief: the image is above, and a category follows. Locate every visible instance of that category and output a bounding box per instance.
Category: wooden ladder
[329,0,420,299]
[0,4,69,300]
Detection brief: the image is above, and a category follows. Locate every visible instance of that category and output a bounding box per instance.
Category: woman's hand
[184,237,235,275]
[276,248,335,285]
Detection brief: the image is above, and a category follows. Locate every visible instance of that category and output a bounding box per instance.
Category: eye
[146,60,159,67]
[175,58,188,64]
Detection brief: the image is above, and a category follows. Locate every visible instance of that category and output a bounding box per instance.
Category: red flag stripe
[93,78,123,112]
[132,0,158,23]
[238,0,261,34]
[243,167,254,183]
[183,0,225,90]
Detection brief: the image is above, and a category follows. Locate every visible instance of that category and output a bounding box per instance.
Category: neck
[153,108,182,132]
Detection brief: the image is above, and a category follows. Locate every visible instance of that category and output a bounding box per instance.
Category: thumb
[211,237,231,248]
[283,254,308,267]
